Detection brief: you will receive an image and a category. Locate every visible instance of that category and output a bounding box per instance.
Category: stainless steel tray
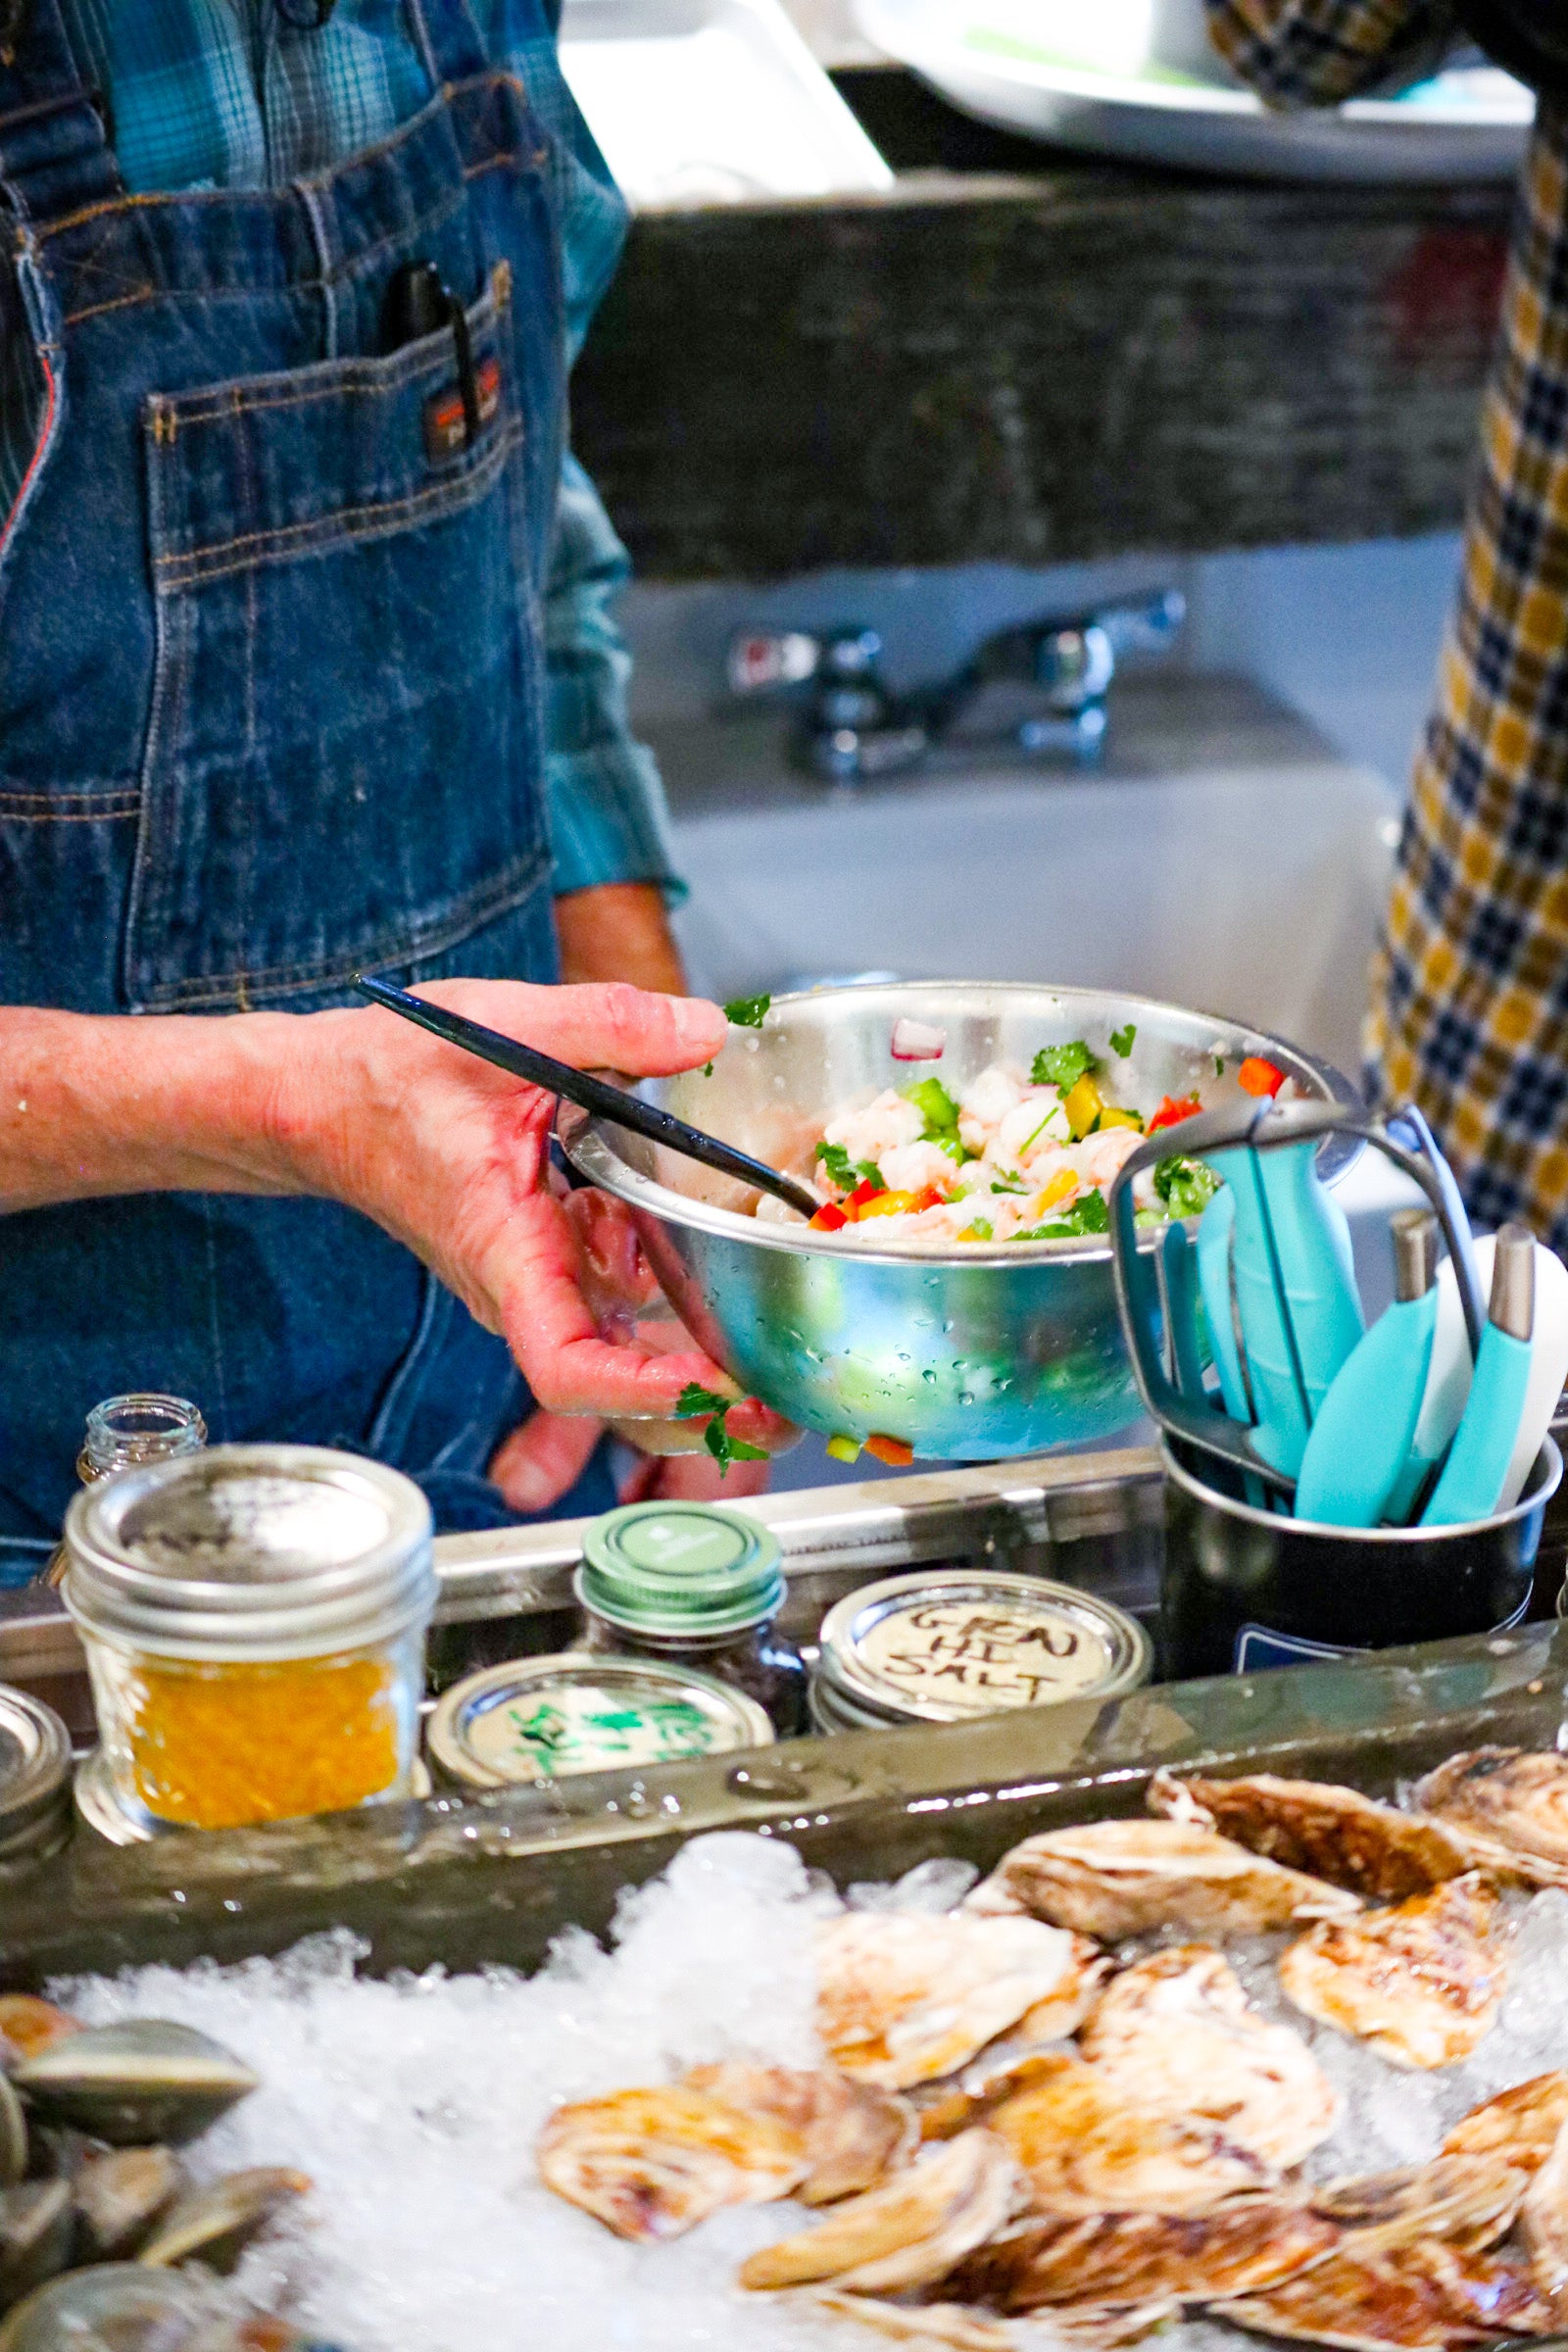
[2,1443,1567,1987]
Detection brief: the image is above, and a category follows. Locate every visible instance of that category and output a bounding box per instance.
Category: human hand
[275,978,791,1442]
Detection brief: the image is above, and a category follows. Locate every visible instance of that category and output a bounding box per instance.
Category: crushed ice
[50,1847,1568,2352]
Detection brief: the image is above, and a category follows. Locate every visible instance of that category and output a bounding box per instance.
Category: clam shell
[74,2147,187,2261]
[0,2082,24,2192]
[0,2260,208,2352]
[0,2183,72,2315]
[13,2025,259,2147]
[137,2168,312,2275]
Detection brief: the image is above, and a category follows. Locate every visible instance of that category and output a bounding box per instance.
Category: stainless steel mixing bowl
[563,983,1356,1461]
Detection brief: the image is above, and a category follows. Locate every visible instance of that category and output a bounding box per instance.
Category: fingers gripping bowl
[562,984,1357,1461]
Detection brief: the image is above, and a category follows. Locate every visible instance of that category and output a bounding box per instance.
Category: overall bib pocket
[125,268,551,1012]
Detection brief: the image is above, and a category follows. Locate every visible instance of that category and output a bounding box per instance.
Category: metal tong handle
[1106,1098,1485,1494]
[352,976,822,1220]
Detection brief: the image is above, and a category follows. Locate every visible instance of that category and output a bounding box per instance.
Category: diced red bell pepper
[844,1178,883,1216]
[1238,1055,1286,1099]
[1148,1093,1203,1135]
[864,1432,914,1467]
[809,1201,849,1231]
[906,1182,952,1213]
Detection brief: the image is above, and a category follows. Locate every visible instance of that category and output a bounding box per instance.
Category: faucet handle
[726,625,887,697]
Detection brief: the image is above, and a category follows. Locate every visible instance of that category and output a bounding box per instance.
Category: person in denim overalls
[0,0,784,1579]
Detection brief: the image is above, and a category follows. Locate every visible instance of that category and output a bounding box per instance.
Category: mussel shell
[75,2147,186,2261]
[0,2182,72,2314]
[13,2026,258,2148]
[137,2169,311,2276]
[0,2082,24,2191]
[0,2260,207,2352]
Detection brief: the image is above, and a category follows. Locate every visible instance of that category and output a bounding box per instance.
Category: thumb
[488,1406,607,1514]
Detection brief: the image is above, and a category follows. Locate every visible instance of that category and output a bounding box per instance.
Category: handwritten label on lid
[855,1598,1113,1710]
[464,1679,745,1782]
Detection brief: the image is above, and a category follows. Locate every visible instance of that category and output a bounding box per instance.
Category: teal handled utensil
[1107,1101,1483,1496]
[1196,1185,1250,1423]
[1422,1223,1537,1527]
[1160,1221,1209,1403]
[1385,1102,1486,1344]
[1294,1208,1441,1527]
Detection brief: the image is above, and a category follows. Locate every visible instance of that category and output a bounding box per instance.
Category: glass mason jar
[573,1501,808,1737]
[39,1394,208,1590]
[64,1446,436,1836]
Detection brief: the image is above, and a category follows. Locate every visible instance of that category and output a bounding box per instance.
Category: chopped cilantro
[1013,1189,1110,1242]
[1214,1054,1226,1079]
[723,993,771,1029]
[901,1076,961,1142]
[815,1140,885,1193]
[1030,1040,1098,1090]
[673,1383,768,1473]
[1153,1155,1222,1220]
[990,1177,1027,1195]
[702,1061,714,1078]
[1109,1023,1137,1058]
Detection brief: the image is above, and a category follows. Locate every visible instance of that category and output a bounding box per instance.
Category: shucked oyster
[964,1819,1361,1939]
[1278,1877,1510,2070]
[1218,2240,1566,2348]
[685,2063,914,2203]
[986,2051,1275,2215]
[1443,2072,1568,2171]
[1413,1748,1568,1887]
[1079,1945,1340,2169]
[949,2199,1340,2313]
[816,1912,1106,2090]
[739,2129,1021,2294]
[1149,1771,1473,1899]
[536,2083,808,2240]
[1310,2155,1529,2257]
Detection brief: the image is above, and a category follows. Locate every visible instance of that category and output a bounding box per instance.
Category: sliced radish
[890,1017,947,1061]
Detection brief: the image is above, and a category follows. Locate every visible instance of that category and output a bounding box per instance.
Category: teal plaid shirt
[24,0,680,903]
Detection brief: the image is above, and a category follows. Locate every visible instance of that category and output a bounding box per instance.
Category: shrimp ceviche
[792,1028,1290,1249]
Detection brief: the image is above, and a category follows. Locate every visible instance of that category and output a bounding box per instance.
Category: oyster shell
[806,2289,1018,2349]
[1218,2240,1566,2347]
[684,2063,914,2203]
[816,1912,1105,2091]
[1310,2156,1528,2256]
[74,2145,186,2262]
[1149,1771,1472,1899]
[1079,1945,1340,2169]
[1517,2119,1568,2294]
[948,2200,1340,2311]
[964,1819,1361,1939]
[11,2023,259,2147]
[986,2051,1275,2215]
[1278,1877,1509,2070]
[1413,1748,1568,1887]
[1442,2072,1568,2171]
[536,2083,808,2241]
[739,2129,1021,2295]
[137,2167,312,2275]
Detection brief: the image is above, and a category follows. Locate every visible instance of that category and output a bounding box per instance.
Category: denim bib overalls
[0,0,617,1573]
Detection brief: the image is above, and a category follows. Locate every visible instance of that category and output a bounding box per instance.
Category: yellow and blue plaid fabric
[1209,0,1568,1247]
[0,0,679,902]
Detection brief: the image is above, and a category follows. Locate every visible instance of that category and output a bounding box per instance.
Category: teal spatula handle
[1294,1288,1438,1527]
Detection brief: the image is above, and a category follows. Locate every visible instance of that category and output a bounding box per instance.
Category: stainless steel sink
[662,671,1399,1085]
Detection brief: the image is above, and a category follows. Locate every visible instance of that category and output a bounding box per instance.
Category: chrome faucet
[726,591,1185,785]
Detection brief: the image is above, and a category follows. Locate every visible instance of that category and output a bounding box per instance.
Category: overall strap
[0,0,121,225]
[408,0,491,87]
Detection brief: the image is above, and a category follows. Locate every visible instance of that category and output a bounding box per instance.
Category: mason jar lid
[63,1446,437,1663]
[0,1686,73,1863]
[427,1651,774,1788]
[575,1502,785,1640]
[813,1567,1152,1729]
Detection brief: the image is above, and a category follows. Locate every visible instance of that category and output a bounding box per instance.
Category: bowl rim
[562,979,1360,1268]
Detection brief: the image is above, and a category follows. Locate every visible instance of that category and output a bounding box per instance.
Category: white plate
[560,0,894,210]
[855,0,1534,183]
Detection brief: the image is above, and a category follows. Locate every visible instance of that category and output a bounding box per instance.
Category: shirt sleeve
[543,450,686,903]
[1204,0,1462,106]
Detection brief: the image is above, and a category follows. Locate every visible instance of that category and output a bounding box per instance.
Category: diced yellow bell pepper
[856,1189,917,1218]
[1096,1105,1145,1132]
[825,1433,862,1463]
[1063,1075,1104,1139]
[1035,1167,1080,1212]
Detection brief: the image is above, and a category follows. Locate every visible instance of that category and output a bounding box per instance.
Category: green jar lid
[575,1502,785,1640]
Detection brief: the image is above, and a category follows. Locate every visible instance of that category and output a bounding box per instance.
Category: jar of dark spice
[574,1502,807,1736]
